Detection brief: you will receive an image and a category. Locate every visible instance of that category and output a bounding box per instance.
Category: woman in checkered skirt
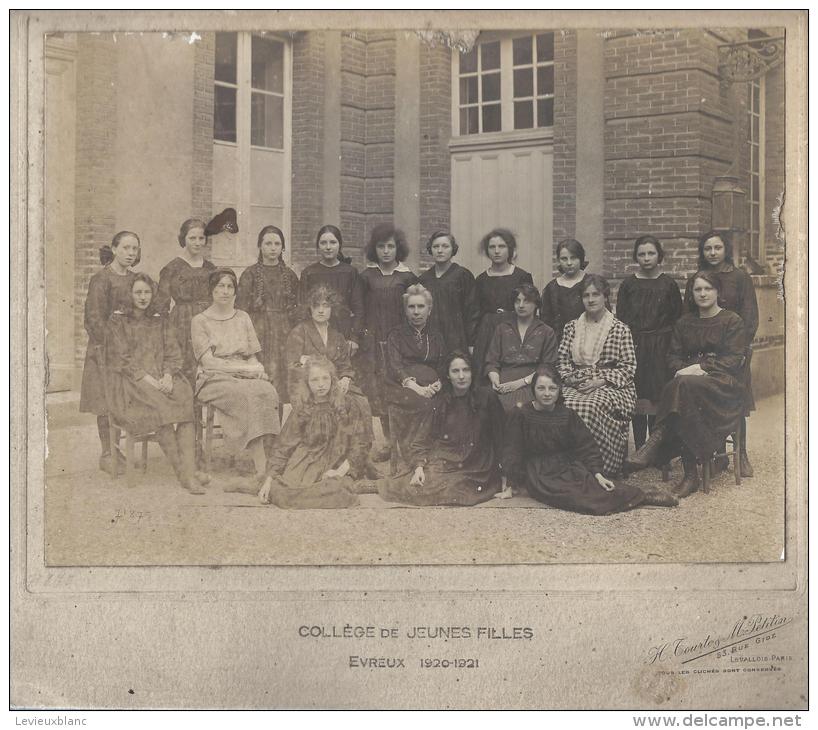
[558,274,637,477]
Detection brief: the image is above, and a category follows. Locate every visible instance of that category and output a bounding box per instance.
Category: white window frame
[747,75,765,263]
[213,32,293,266]
[450,32,555,147]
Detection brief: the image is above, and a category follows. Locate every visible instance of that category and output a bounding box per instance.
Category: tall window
[455,33,555,136]
[747,76,765,263]
[212,32,291,266]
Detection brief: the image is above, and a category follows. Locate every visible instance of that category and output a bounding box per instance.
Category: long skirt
[378,464,500,507]
[169,301,209,384]
[79,344,108,415]
[632,330,674,403]
[523,453,644,515]
[196,374,281,451]
[562,385,634,476]
[106,372,193,436]
[496,365,534,412]
[656,374,745,460]
[263,474,360,509]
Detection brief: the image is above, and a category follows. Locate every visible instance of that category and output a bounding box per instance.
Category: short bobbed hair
[426,230,459,257]
[512,283,542,310]
[365,222,410,263]
[697,230,734,269]
[531,363,564,403]
[306,284,341,311]
[177,218,207,248]
[555,238,588,271]
[632,235,665,263]
[125,272,160,317]
[207,267,238,295]
[479,228,517,262]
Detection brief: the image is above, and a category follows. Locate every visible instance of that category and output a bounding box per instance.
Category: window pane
[513,36,533,66]
[460,106,478,135]
[752,176,760,201]
[751,204,760,232]
[752,84,760,113]
[514,68,533,98]
[537,97,554,127]
[251,92,283,148]
[251,36,284,93]
[514,100,534,129]
[537,32,554,62]
[537,65,555,95]
[482,103,501,133]
[215,32,237,84]
[460,75,478,105]
[752,114,760,143]
[459,47,477,74]
[214,85,237,142]
[482,72,500,102]
[481,41,500,71]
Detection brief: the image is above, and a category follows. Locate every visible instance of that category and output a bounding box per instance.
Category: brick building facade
[43,27,785,397]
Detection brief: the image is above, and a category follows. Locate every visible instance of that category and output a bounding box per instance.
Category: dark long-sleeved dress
[263,397,370,509]
[472,267,534,381]
[616,274,684,404]
[656,310,746,460]
[384,322,446,446]
[104,311,194,435]
[236,260,299,399]
[298,261,364,343]
[358,264,419,416]
[80,266,136,415]
[156,256,217,383]
[503,402,645,515]
[683,265,759,410]
[378,386,505,506]
[285,320,374,444]
[484,318,558,411]
[541,276,587,342]
[418,262,480,355]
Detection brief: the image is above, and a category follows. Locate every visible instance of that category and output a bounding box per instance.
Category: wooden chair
[701,418,744,494]
[107,421,158,488]
[195,401,225,473]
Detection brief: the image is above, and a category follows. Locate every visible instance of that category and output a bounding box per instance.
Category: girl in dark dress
[626,272,747,498]
[156,218,216,384]
[286,285,377,477]
[472,228,534,382]
[236,225,299,400]
[418,231,479,355]
[541,239,590,342]
[616,235,683,448]
[105,274,204,494]
[503,365,677,514]
[298,224,364,356]
[682,230,758,475]
[358,223,419,420]
[257,357,377,509]
[485,284,558,412]
[378,351,506,506]
[80,231,140,474]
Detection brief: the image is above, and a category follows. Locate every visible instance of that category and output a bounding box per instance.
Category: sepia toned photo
[12,10,807,710]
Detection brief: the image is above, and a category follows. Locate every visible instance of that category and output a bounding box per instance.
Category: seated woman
[383,284,446,457]
[378,351,506,506]
[190,268,281,486]
[105,273,205,494]
[258,357,377,509]
[625,271,747,498]
[286,285,377,477]
[558,274,637,478]
[503,365,677,514]
[485,283,558,412]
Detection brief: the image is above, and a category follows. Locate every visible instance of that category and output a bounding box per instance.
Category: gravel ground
[43,394,785,566]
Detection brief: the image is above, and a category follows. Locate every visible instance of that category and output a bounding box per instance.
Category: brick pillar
[552,30,577,274]
[418,39,451,271]
[74,35,117,365]
[192,33,214,222]
[291,32,326,273]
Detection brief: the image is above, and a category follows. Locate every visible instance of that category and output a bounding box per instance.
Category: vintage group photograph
[41,19,787,566]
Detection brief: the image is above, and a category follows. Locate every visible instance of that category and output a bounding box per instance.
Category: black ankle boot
[640,486,679,508]
[624,423,668,473]
[673,455,700,498]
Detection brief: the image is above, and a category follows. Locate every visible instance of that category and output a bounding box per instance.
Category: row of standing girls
[79,209,757,502]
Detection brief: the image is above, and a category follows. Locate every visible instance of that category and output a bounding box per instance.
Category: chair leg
[702,457,711,494]
[107,424,119,480]
[194,405,203,465]
[733,423,742,486]
[141,438,149,472]
[125,433,135,488]
[204,405,214,473]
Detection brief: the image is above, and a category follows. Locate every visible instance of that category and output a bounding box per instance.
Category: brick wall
[74,35,117,364]
[418,40,451,270]
[290,31,326,273]
[192,33,214,222]
[552,30,577,271]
